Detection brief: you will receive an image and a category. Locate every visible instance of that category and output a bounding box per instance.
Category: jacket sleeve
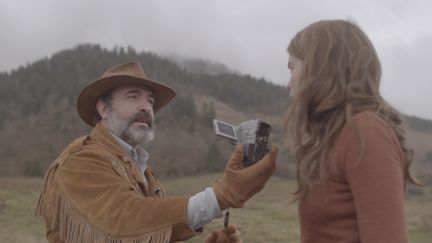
[55,148,195,242]
[340,116,408,243]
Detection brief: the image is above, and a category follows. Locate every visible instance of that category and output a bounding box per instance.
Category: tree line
[0,44,290,178]
[1,44,430,179]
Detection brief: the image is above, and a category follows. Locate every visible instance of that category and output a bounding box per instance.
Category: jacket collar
[89,123,132,163]
[89,123,163,196]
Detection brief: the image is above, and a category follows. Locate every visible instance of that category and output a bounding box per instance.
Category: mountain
[0,44,431,183]
[0,44,290,178]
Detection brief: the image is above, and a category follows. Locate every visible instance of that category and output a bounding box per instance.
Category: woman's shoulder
[331,112,403,175]
[334,111,399,152]
[350,111,388,128]
[343,111,393,136]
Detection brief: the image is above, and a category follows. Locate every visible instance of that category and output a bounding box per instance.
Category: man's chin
[126,127,154,145]
[138,133,154,145]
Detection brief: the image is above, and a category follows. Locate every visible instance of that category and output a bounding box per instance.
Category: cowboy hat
[77,61,176,127]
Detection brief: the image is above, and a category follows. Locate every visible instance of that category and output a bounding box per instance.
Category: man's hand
[213,144,278,209]
[205,225,242,243]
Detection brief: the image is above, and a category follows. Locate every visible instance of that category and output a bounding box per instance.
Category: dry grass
[0,176,430,243]
[0,178,47,243]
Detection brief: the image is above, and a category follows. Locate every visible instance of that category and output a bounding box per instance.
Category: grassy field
[0,175,431,243]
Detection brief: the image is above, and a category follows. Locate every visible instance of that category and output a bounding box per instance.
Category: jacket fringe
[35,160,59,217]
[35,135,178,243]
[36,136,85,217]
[35,161,172,243]
[58,193,172,243]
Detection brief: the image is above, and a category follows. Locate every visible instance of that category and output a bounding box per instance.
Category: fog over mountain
[1,0,432,119]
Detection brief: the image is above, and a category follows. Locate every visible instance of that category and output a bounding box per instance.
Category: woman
[285,20,420,243]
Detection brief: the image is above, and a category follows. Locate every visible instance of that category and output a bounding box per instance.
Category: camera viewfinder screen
[218,123,235,137]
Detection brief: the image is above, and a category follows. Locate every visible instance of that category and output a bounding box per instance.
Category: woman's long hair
[284,20,419,200]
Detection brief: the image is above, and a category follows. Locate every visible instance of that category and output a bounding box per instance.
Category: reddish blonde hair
[285,20,418,200]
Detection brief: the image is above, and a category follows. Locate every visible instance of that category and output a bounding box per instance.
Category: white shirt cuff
[187,187,224,230]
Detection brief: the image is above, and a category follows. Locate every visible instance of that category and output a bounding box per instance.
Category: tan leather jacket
[35,123,196,243]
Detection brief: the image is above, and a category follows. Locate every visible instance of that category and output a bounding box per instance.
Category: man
[35,61,278,242]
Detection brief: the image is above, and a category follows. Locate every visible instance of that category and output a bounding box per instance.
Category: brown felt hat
[77,61,176,127]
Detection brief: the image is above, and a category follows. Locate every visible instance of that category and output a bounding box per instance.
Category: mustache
[130,111,153,127]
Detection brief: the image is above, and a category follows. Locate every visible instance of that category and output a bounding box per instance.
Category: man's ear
[96,99,109,120]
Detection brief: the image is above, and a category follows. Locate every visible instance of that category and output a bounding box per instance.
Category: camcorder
[213,119,271,166]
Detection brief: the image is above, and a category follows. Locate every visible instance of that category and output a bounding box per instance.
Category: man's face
[97,84,155,147]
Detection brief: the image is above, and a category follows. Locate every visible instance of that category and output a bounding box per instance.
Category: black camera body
[242,121,271,166]
[213,119,271,166]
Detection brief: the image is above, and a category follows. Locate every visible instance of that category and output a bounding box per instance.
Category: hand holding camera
[213,143,278,209]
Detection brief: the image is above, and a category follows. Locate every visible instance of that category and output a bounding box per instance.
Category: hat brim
[77,75,176,127]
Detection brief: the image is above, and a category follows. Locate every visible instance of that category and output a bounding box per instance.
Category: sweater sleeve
[55,148,194,241]
[340,115,408,243]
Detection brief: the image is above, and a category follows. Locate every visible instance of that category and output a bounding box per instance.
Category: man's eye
[127,96,137,100]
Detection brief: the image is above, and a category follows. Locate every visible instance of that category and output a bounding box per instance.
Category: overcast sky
[1,0,431,119]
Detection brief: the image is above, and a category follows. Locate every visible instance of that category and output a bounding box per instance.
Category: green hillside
[0,44,431,181]
[0,44,290,178]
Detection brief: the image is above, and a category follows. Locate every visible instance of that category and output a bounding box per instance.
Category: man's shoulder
[57,135,117,168]
[65,136,88,154]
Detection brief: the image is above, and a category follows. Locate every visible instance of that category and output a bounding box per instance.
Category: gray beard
[106,109,155,147]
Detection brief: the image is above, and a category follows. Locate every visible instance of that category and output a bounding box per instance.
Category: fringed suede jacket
[36,123,196,243]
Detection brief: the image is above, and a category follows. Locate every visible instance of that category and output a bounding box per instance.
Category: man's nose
[138,100,153,112]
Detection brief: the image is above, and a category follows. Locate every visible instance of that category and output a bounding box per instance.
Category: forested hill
[0,44,431,180]
[0,44,289,177]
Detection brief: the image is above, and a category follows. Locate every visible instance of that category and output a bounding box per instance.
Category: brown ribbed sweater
[299,112,408,243]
